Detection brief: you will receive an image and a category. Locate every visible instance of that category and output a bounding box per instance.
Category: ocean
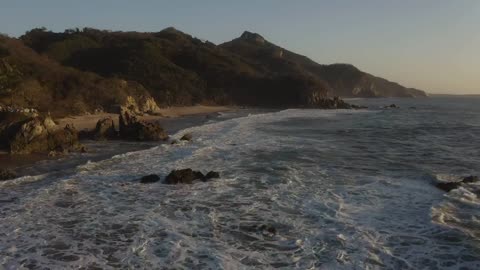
[1,96,479,269]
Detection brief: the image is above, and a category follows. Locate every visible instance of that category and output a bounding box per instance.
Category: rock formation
[436,175,479,192]
[5,116,83,154]
[165,169,221,184]
[92,117,117,140]
[118,106,168,141]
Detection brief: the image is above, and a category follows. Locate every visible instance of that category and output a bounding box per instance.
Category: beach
[0,106,233,173]
[57,105,232,131]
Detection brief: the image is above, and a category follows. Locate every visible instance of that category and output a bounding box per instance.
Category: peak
[161,27,181,33]
[240,31,265,44]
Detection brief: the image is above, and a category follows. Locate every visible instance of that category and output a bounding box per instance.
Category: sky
[1,0,479,94]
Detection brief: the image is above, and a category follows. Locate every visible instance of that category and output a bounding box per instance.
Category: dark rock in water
[436,182,462,192]
[435,175,479,192]
[462,175,479,183]
[119,106,168,141]
[259,224,277,236]
[194,171,205,181]
[351,104,368,109]
[93,117,117,140]
[140,174,160,184]
[180,133,192,141]
[0,169,16,181]
[170,139,179,145]
[165,169,204,184]
[384,104,399,109]
[205,171,220,179]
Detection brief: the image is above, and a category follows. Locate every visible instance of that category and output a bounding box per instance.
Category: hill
[0,27,426,117]
[221,31,426,98]
[0,34,155,117]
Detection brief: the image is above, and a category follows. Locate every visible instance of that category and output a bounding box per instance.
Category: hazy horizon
[1,0,479,95]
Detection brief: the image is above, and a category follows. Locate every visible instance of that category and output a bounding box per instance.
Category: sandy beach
[0,105,232,171]
[57,105,231,131]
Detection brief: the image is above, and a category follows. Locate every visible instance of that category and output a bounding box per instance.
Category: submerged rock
[205,171,220,179]
[384,104,399,109]
[462,175,479,183]
[164,169,220,184]
[436,182,462,192]
[140,174,160,184]
[165,169,206,184]
[351,104,368,109]
[435,175,479,192]
[180,133,193,141]
[258,224,277,236]
[0,169,16,181]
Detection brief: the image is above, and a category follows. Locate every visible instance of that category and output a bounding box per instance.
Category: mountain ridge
[0,27,426,116]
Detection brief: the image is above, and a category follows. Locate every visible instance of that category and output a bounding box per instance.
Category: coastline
[57,105,232,131]
[0,105,233,174]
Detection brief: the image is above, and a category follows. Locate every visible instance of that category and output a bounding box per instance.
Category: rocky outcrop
[121,95,160,115]
[305,96,352,109]
[436,175,479,192]
[5,116,83,154]
[119,106,168,141]
[0,169,16,181]
[137,96,160,114]
[164,169,221,184]
[92,117,117,140]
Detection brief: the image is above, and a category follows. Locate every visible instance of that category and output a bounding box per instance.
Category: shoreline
[0,105,233,173]
[57,105,232,132]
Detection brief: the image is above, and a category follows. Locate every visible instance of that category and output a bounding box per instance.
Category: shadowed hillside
[0,27,426,117]
[0,34,153,117]
[221,31,427,98]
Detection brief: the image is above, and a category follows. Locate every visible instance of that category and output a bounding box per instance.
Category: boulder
[140,174,160,184]
[462,175,478,183]
[436,182,462,192]
[205,171,220,179]
[180,133,193,141]
[93,117,117,140]
[119,106,168,141]
[165,169,205,184]
[0,169,16,181]
[6,116,84,154]
[258,224,277,236]
[435,175,479,192]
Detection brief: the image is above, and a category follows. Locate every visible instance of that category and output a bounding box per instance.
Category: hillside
[0,34,155,117]
[0,27,426,117]
[221,31,426,98]
[21,27,337,107]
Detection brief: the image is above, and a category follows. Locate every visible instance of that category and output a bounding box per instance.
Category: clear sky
[1,0,479,94]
